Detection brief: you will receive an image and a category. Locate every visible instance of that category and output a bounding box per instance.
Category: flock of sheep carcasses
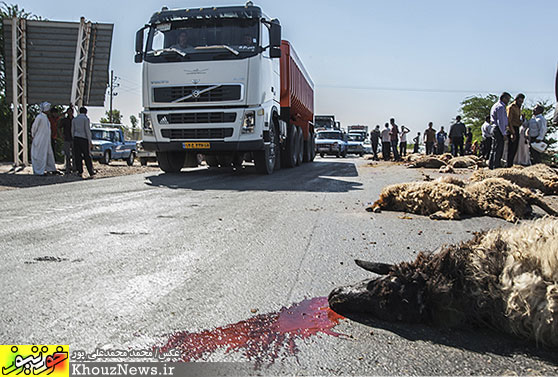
[328,159,558,348]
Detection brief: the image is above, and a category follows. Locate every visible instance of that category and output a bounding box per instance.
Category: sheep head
[328,259,428,323]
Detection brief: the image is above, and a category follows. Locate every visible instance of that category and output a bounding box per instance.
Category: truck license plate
[183,142,210,149]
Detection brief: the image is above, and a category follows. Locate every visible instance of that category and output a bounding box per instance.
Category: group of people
[369,118,410,161]
[367,92,549,168]
[31,102,95,177]
[484,92,547,169]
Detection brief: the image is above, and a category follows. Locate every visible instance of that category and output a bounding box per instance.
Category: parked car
[346,133,366,157]
[315,130,348,158]
[136,140,157,166]
[90,127,137,166]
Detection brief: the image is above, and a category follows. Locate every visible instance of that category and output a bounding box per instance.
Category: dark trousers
[451,137,464,156]
[436,142,445,155]
[530,137,542,164]
[391,140,400,161]
[507,128,519,167]
[73,137,94,175]
[426,142,435,155]
[399,142,407,157]
[482,137,492,160]
[382,142,391,161]
[413,143,419,153]
[371,141,379,160]
[489,128,504,169]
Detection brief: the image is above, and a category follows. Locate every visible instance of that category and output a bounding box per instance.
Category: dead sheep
[471,166,558,195]
[368,178,557,222]
[407,156,447,168]
[439,165,456,174]
[448,156,486,169]
[328,218,558,347]
[439,153,454,162]
[402,153,425,163]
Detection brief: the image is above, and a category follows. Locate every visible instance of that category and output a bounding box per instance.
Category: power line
[316,83,554,95]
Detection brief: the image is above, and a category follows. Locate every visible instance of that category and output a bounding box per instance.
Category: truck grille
[157,112,236,124]
[153,85,242,103]
[161,128,234,140]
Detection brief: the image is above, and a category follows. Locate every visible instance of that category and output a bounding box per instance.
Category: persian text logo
[1,345,69,376]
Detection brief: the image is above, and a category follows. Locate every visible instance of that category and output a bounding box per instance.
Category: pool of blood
[158,296,345,363]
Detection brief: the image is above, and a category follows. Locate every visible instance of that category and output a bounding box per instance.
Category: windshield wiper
[146,48,187,57]
[194,45,239,56]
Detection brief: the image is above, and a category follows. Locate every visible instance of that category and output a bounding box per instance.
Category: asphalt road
[1,157,557,375]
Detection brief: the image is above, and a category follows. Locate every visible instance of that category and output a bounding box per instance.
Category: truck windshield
[317,132,343,140]
[92,130,113,141]
[315,119,334,129]
[145,19,259,62]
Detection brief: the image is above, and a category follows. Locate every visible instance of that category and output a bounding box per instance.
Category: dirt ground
[0,160,161,190]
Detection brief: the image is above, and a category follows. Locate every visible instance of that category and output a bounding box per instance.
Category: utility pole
[109,70,119,123]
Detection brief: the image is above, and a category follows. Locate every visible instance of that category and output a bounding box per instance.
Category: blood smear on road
[158,297,345,363]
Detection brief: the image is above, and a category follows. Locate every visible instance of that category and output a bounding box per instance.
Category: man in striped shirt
[489,92,511,169]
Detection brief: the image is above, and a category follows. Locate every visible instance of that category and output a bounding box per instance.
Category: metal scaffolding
[11,17,28,167]
[70,17,92,108]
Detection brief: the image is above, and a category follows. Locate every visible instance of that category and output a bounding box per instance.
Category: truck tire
[205,155,219,167]
[102,150,111,165]
[341,150,347,158]
[281,124,297,168]
[254,122,278,175]
[320,152,325,158]
[126,152,135,166]
[140,157,148,166]
[157,151,185,173]
[303,130,315,163]
[309,131,316,162]
[295,127,303,166]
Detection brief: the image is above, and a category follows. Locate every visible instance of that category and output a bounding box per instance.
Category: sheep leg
[430,209,460,220]
[528,196,558,216]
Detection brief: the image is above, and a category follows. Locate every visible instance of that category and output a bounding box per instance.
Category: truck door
[113,131,124,158]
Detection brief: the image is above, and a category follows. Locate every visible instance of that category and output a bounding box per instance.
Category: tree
[130,114,138,128]
[459,94,498,143]
[100,109,122,124]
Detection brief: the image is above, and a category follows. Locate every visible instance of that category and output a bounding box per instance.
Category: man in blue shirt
[436,127,447,155]
[489,92,511,169]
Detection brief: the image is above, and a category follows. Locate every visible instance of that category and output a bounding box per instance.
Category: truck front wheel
[254,124,278,175]
[157,151,185,173]
[102,150,111,165]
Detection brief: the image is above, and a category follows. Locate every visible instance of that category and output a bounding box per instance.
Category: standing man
[31,102,57,176]
[481,115,493,161]
[489,92,512,169]
[412,132,420,153]
[381,123,391,161]
[389,118,400,161]
[72,107,95,178]
[423,122,436,155]
[506,93,525,167]
[59,106,74,174]
[448,115,466,156]
[48,107,61,160]
[370,125,381,161]
[528,104,548,164]
[436,126,447,155]
[399,125,410,157]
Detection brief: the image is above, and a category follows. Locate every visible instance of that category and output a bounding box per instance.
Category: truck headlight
[242,111,255,134]
[143,113,153,135]
[94,145,101,151]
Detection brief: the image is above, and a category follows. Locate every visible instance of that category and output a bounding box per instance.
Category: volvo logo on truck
[134,2,315,174]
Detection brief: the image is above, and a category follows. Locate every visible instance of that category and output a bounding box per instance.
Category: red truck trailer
[279,40,315,167]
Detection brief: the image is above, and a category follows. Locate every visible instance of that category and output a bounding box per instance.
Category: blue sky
[15,0,558,135]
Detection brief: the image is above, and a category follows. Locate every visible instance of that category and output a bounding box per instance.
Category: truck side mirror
[269,20,281,58]
[135,27,145,63]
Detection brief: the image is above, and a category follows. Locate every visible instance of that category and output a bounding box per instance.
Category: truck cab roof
[149,5,263,24]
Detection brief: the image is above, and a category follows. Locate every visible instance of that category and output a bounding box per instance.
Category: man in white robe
[31,102,56,175]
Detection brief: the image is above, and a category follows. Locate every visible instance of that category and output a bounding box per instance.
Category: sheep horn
[354,259,394,275]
